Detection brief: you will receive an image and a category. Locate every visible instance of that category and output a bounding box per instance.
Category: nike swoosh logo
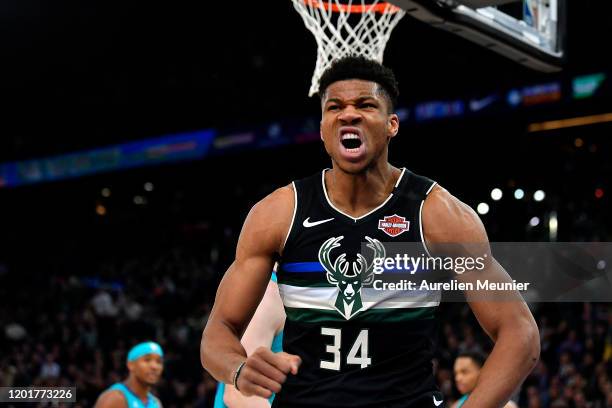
[303,217,334,228]
[433,396,443,406]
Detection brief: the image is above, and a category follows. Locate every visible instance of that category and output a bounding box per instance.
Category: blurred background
[0,0,611,406]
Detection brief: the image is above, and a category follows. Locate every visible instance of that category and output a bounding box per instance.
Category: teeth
[341,133,360,140]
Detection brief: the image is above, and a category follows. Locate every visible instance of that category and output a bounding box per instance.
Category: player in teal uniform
[453,351,518,408]
[214,272,285,408]
[95,341,164,408]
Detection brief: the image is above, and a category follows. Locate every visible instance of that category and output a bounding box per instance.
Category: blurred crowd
[0,246,221,407]
[435,302,612,408]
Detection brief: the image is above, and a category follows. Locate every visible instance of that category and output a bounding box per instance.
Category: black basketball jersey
[273,168,445,408]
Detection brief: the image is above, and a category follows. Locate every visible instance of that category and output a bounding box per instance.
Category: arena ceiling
[0,0,610,161]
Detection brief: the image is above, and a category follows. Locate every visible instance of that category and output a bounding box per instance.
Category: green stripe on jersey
[284,306,437,323]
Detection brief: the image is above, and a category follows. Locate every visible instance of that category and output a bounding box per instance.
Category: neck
[325,161,401,218]
[125,375,149,403]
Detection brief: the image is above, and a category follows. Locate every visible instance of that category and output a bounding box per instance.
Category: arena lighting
[548,211,558,242]
[597,260,607,270]
[477,202,490,215]
[133,196,145,205]
[514,188,525,200]
[529,216,540,227]
[144,182,154,192]
[95,204,106,216]
[490,188,503,201]
[528,113,612,132]
[101,188,111,198]
[533,190,546,202]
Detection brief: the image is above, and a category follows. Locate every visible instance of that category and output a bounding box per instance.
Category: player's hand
[236,347,302,398]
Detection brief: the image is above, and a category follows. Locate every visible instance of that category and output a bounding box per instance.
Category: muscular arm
[201,185,298,398]
[223,280,286,408]
[94,390,126,408]
[423,186,540,408]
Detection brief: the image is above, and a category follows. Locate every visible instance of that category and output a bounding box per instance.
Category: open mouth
[341,133,363,150]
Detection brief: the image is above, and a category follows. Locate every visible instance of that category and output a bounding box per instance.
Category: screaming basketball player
[201,56,540,408]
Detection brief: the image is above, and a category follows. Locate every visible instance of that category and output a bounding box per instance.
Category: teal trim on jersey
[284,306,436,323]
[213,331,283,408]
[213,384,225,408]
[270,330,283,352]
[457,394,469,408]
[271,271,278,283]
[108,383,160,408]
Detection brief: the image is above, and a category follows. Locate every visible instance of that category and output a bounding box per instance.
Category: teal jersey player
[213,273,285,408]
[108,383,161,408]
[95,342,164,408]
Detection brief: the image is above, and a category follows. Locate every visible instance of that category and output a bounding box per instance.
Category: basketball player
[95,341,163,408]
[214,272,285,408]
[453,351,518,408]
[201,56,540,408]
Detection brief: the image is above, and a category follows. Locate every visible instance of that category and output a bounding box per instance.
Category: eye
[360,102,376,109]
[327,105,339,111]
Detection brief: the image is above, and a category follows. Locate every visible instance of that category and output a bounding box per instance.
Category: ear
[320,121,324,141]
[387,113,399,139]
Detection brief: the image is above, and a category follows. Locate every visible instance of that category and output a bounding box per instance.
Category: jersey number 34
[320,327,371,371]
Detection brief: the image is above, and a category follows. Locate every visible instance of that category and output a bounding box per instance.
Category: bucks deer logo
[318,236,386,320]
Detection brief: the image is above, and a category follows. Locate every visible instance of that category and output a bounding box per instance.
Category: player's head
[318,56,399,112]
[126,341,164,387]
[453,351,486,395]
[317,56,400,174]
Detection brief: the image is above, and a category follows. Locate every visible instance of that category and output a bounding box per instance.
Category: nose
[338,105,362,125]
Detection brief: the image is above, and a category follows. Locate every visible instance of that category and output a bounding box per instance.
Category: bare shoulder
[247,184,294,222]
[422,184,489,244]
[239,183,295,255]
[236,185,295,258]
[254,183,294,214]
[94,390,126,408]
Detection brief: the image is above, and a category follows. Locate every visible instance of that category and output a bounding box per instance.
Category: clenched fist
[236,347,302,398]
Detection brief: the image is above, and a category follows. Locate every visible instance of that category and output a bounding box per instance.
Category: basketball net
[292,0,406,96]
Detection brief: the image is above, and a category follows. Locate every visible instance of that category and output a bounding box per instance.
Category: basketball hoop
[292,0,406,96]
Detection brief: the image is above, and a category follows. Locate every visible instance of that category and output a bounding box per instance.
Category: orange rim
[300,0,403,14]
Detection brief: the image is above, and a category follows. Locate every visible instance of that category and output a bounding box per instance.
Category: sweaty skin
[201,78,539,407]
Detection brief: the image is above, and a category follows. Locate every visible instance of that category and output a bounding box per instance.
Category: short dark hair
[457,351,487,368]
[318,56,399,112]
